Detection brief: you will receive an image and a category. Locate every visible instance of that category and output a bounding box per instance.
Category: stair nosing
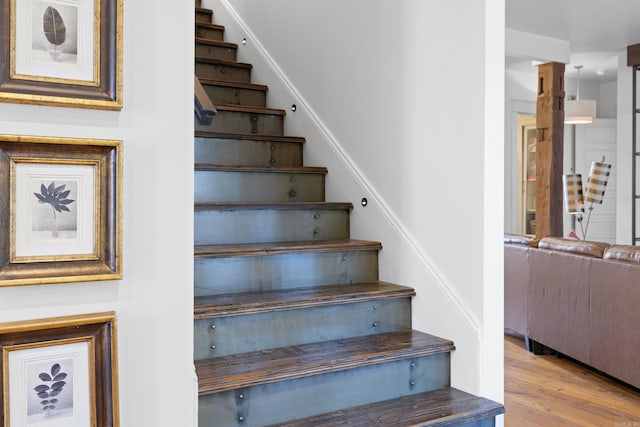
[195,56,252,69]
[195,22,224,31]
[194,239,382,259]
[198,78,268,92]
[194,164,327,174]
[194,201,353,211]
[194,130,305,143]
[266,387,504,427]
[195,38,237,49]
[196,330,455,395]
[195,7,213,14]
[194,281,415,319]
[215,104,286,115]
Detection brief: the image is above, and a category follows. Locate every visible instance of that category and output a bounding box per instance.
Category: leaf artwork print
[33,181,76,238]
[34,363,68,416]
[42,6,66,60]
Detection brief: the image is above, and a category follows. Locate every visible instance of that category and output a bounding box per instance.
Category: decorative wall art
[0,0,123,109]
[0,312,119,426]
[0,134,122,286]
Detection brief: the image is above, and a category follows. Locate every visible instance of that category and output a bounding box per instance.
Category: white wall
[208,0,505,403]
[0,0,195,426]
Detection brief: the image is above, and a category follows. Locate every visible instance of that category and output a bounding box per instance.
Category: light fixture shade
[563,172,585,214]
[565,99,596,124]
[585,160,612,204]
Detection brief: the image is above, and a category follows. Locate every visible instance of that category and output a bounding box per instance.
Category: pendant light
[565,65,596,124]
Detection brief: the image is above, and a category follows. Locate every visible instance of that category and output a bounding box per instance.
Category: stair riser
[195,137,302,167]
[202,84,267,107]
[198,353,450,426]
[195,110,284,135]
[194,298,411,358]
[195,26,224,41]
[195,250,379,296]
[196,10,212,23]
[194,170,325,203]
[195,208,350,245]
[195,43,237,62]
[195,61,251,84]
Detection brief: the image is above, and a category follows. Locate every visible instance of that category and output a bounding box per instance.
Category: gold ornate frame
[0,0,122,109]
[0,134,122,286]
[0,312,119,427]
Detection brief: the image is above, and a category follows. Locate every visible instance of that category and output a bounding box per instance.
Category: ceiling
[506,0,640,82]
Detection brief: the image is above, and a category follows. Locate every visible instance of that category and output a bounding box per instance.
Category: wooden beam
[535,62,565,239]
[628,43,640,67]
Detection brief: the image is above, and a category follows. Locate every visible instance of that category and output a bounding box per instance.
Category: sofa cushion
[538,237,610,258]
[603,245,640,264]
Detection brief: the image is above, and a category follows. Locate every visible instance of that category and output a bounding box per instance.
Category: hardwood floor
[505,333,640,426]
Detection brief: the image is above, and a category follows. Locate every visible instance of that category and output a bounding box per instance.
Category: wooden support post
[535,62,565,239]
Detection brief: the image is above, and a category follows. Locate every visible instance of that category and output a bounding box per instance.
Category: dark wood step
[194,281,415,319]
[195,7,213,23]
[196,330,454,395]
[195,130,304,144]
[195,38,237,62]
[194,131,304,167]
[195,201,351,211]
[268,387,505,427]
[196,104,286,135]
[194,239,382,259]
[195,57,252,84]
[199,79,268,107]
[194,164,326,173]
[215,104,285,116]
[195,22,224,41]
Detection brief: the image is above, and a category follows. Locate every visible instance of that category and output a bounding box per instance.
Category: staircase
[193,3,504,426]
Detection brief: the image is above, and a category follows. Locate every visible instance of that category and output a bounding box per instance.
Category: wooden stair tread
[194,239,383,258]
[194,281,415,319]
[268,387,504,427]
[194,164,327,174]
[195,22,224,31]
[196,330,454,395]
[195,201,353,211]
[195,7,213,14]
[195,130,305,144]
[215,104,286,115]
[198,78,268,92]
[195,38,237,49]
[195,56,252,69]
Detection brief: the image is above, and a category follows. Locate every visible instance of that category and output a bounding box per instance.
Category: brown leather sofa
[504,235,640,389]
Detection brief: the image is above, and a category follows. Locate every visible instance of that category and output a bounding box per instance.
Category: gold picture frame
[0,0,122,110]
[0,134,122,286]
[0,312,119,426]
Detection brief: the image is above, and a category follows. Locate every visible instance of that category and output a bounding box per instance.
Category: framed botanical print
[0,0,123,109]
[0,312,119,426]
[0,134,122,286]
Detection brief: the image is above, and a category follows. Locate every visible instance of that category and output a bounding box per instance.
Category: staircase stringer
[209,0,481,339]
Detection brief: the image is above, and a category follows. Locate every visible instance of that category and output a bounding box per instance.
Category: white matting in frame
[7,340,92,427]
[13,0,97,83]
[14,162,96,259]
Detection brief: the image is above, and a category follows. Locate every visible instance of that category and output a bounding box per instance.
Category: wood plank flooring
[505,333,640,425]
